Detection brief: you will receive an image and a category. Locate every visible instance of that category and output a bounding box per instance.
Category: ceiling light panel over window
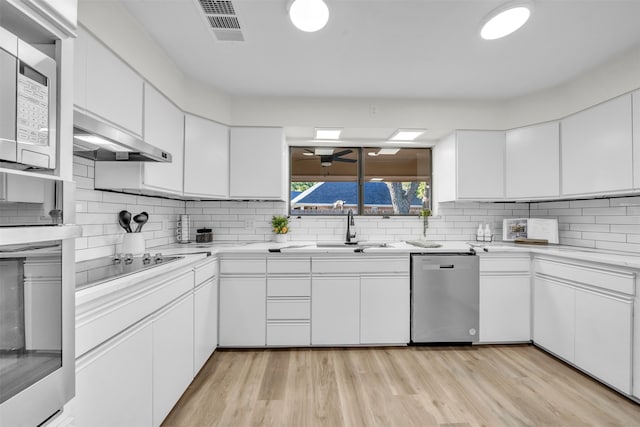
[314,128,342,140]
[288,0,330,32]
[480,1,532,40]
[389,129,425,141]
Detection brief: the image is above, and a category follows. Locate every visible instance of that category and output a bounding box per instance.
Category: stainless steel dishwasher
[411,252,479,344]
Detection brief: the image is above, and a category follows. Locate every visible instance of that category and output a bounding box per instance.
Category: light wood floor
[162,345,640,427]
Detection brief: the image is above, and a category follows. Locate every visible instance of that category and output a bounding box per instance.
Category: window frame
[289,146,432,216]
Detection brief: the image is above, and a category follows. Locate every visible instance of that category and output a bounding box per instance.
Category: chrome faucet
[346,209,356,244]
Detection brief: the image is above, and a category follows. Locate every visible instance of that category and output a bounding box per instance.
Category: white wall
[77,0,232,124]
[78,1,640,135]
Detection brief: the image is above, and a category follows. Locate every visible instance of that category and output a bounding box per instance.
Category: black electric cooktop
[76,254,182,290]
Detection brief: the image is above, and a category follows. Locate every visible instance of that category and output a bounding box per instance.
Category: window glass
[290,147,359,215]
[362,147,431,215]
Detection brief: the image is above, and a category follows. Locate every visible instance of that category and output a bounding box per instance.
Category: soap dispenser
[476,224,484,242]
[484,223,492,242]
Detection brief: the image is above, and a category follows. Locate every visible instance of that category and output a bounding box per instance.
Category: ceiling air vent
[197,0,244,42]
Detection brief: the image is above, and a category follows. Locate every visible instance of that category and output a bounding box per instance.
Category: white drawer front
[194,259,217,284]
[312,256,409,274]
[267,277,311,297]
[267,300,310,320]
[267,323,310,346]
[268,257,310,274]
[535,258,634,295]
[480,256,530,273]
[220,258,265,275]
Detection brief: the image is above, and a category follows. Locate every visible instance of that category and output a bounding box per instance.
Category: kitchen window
[289,147,431,215]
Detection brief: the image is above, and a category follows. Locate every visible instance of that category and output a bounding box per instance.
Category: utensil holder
[122,233,145,255]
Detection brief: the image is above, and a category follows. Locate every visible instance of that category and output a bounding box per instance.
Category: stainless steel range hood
[72,110,172,162]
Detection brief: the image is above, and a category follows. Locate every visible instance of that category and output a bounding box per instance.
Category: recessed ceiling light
[314,128,342,140]
[288,0,330,33]
[370,178,384,181]
[389,129,425,141]
[303,151,314,156]
[480,1,532,40]
[314,148,334,155]
[367,152,379,157]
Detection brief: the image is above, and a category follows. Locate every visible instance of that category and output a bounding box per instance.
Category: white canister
[122,233,145,255]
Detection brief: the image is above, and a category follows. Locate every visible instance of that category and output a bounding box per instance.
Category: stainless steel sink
[315,241,388,248]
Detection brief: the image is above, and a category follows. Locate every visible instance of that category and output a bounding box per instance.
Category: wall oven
[0,174,80,426]
[0,25,57,170]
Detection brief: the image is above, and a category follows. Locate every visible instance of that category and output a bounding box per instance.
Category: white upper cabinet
[74,27,143,136]
[184,114,229,199]
[434,130,505,202]
[94,85,184,196]
[632,90,640,189]
[229,127,286,200]
[561,94,633,197]
[141,84,184,195]
[505,122,560,199]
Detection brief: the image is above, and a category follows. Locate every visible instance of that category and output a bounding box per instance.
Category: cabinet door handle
[440,265,455,269]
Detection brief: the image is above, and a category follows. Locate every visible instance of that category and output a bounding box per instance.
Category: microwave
[0,25,57,170]
[502,218,559,244]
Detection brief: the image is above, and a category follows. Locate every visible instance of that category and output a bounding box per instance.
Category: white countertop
[75,252,207,304]
[153,239,640,270]
[476,242,640,270]
[154,240,474,255]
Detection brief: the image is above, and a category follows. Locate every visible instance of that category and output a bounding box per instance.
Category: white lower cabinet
[360,276,409,344]
[574,288,632,393]
[194,278,218,374]
[74,257,219,427]
[219,277,266,346]
[75,320,153,427]
[152,293,195,426]
[311,276,360,345]
[479,254,531,343]
[533,276,576,362]
[533,256,635,395]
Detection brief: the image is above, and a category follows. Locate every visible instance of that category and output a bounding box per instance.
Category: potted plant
[419,208,431,237]
[271,215,289,242]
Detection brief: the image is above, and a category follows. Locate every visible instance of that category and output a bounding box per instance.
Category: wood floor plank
[161,345,640,427]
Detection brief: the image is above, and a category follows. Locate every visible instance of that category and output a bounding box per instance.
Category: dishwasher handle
[439,264,455,269]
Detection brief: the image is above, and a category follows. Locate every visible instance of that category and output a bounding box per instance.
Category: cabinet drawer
[220,258,265,275]
[268,257,310,274]
[480,256,530,273]
[534,257,634,295]
[267,323,310,346]
[267,277,311,297]
[267,300,310,320]
[313,256,409,274]
[194,259,217,285]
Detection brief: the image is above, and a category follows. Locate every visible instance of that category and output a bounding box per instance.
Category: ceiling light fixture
[288,0,330,33]
[314,128,342,140]
[388,129,425,141]
[480,1,532,40]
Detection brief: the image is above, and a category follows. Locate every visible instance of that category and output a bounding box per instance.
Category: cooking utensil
[133,212,149,233]
[118,210,132,233]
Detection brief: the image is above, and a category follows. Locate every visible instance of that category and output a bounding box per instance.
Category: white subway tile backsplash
[610,196,640,207]
[582,207,627,216]
[581,231,626,242]
[569,199,610,208]
[570,223,610,232]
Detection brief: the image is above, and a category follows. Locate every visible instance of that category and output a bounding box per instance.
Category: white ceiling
[115,0,640,141]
